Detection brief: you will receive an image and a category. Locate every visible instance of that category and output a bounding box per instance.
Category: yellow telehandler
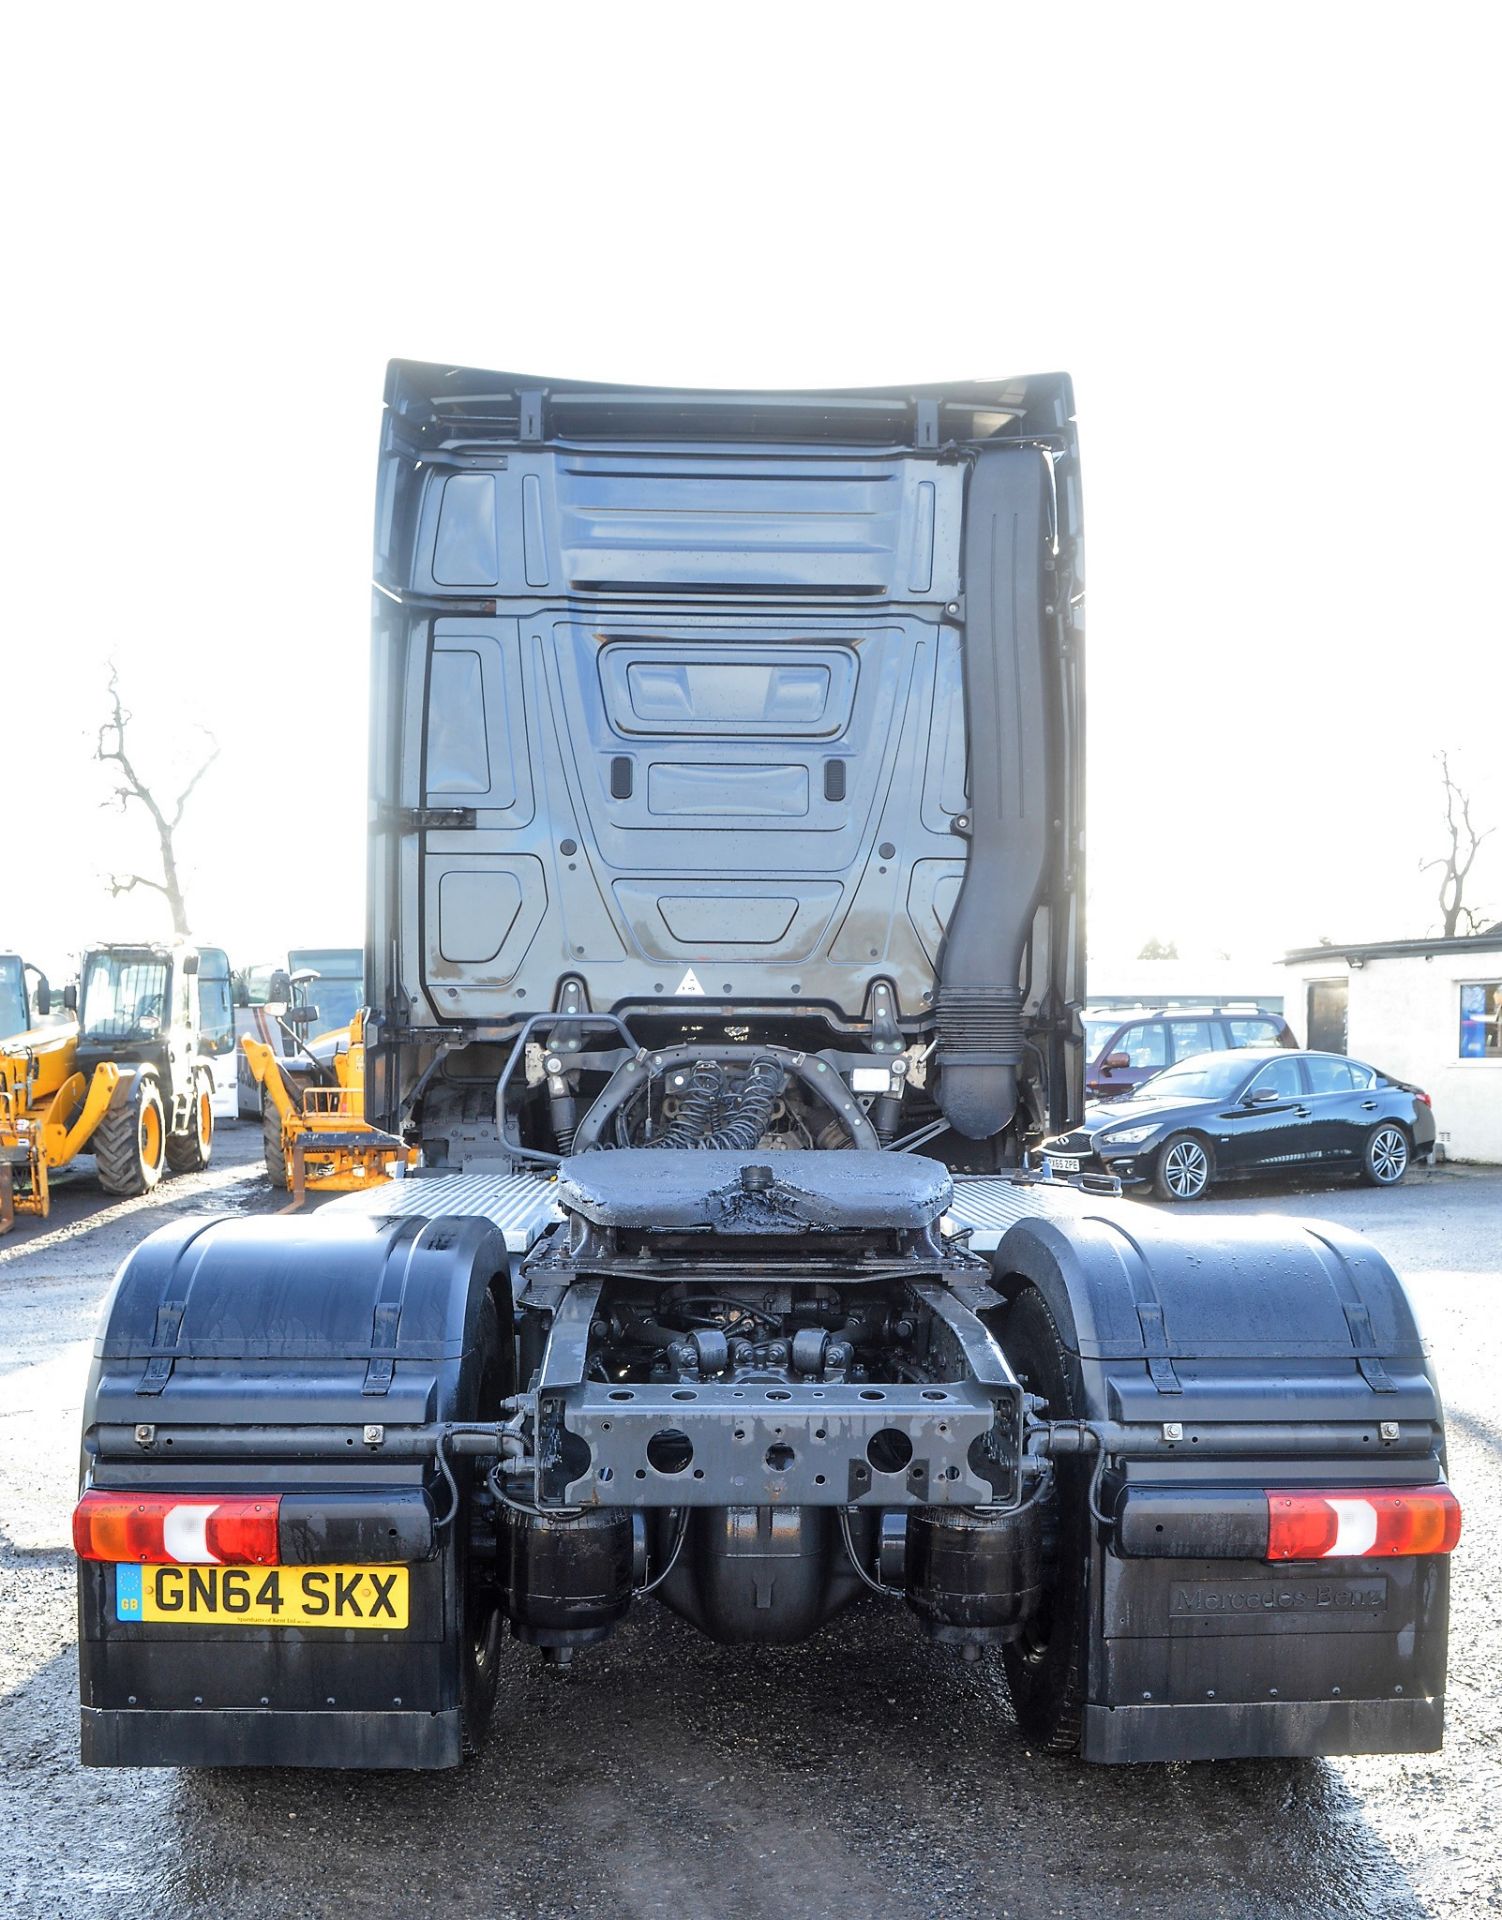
[0,942,224,1231]
[241,1007,415,1209]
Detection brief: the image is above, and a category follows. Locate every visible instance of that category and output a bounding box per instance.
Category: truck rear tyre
[164,1072,214,1174]
[262,1100,288,1189]
[460,1291,505,1755]
[1000,1288,1089,1754]
[93,1077,167,1197]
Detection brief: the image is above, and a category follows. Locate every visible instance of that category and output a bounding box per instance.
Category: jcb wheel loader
[74,366,1458,1771]
[0,941,227,1228]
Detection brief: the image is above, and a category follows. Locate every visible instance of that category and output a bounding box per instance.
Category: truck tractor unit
[75,367,1458,1769]
[1,942,231,1227]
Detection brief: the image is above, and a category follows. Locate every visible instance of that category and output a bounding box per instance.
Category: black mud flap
[992,1208,1453,1764]
[79,1557,462,1769]
[1081,1551,1448,1763]
[76,1212,510,1769]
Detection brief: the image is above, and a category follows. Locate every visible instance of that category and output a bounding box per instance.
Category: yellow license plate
[115,1563,408,1629]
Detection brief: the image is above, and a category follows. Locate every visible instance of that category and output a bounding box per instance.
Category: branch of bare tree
[93,664,218,936]
[1420,750,1495,938]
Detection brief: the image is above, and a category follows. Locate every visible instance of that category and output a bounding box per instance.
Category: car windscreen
[1130,1054,1252,1101]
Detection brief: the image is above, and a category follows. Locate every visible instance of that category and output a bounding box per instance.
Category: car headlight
[1099,1123,1159,1145]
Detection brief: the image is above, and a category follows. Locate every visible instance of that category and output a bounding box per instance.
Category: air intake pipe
[935,450,1053,1140]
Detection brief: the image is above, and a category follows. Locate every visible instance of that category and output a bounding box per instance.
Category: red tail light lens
[1265,1486,1460,1561]
[1415,1091,1432,1108]
[72,1492,281,1565]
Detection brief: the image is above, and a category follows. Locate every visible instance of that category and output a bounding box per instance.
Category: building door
[1307,978,1348,1054]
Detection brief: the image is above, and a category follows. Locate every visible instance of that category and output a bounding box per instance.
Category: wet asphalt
[1,1131,1498,1919]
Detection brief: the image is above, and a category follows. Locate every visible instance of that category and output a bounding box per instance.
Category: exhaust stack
[935,450,1053,1140]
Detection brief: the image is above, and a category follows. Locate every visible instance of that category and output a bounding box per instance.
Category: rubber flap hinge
[1134,1302,1182,1395]
[1342,1303,1396,1392]
[138,1301,185,1396]
[363,1301,402,1397]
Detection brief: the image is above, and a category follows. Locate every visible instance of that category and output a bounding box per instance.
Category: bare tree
[95,665,219,937]
[1137,934,1179,961]
[1421,751,1494,938]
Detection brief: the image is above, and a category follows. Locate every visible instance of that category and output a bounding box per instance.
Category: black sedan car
[1037,1048,1436,1201]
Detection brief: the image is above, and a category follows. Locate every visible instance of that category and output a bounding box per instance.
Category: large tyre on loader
[262,1097,288,1189]
[165,1070,214,1174]
[93,1075,167,1197]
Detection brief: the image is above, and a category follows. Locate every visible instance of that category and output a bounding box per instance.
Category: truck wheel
[1000,1288,1089,1754]
[1153,1132,1213,1202]
[1361,1123,1409,1187]
[460,1290,505,1756]
[262,1100,288,1189]
[165,1072,214,1174]
[93,1077,167,1197]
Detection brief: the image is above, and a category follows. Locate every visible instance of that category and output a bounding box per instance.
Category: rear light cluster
[1265,1486,1460,1560]
[1415,1091,1433,1108]
[72,1493,281,1566]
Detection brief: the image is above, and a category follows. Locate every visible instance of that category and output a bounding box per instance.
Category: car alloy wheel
[1159,1135,1210,1201]
[1366,1125,1409,1185]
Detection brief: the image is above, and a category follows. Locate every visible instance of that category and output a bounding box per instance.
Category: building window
[1459,982,1502,1058]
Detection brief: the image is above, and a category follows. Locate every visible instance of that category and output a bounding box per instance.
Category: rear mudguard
[990,1209,1451,1762]
[77,1211,512,1768]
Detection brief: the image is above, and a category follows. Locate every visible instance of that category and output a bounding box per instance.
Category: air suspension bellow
[904,1502,1043,1649]
[502,1507,632,1650]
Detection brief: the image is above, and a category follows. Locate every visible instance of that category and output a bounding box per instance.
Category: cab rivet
[1379,1420,1400,1441]
[1162,1422,1183,1443]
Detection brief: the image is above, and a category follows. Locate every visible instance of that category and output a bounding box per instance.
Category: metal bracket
[553,978,589,1054]
[518,390,546,442]
[866,979,903,1053]
[397,807,476,832]
[534,1279,602,1501]
[915,399,940,449]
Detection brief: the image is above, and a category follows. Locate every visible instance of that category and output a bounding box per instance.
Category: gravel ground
[0,1135,1497,1919]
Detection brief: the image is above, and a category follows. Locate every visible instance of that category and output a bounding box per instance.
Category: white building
[1282,932,1502,1164]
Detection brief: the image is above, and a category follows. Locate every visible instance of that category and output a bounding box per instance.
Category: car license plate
[1045,1154,1082,1175]
[114,1563,408,1629]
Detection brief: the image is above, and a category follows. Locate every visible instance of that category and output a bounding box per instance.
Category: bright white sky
[4,3,1497,987]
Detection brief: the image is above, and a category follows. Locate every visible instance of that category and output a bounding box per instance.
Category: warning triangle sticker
[675,968,705,996]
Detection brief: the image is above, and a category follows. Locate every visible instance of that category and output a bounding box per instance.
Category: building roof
[1283,930,1502,965]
